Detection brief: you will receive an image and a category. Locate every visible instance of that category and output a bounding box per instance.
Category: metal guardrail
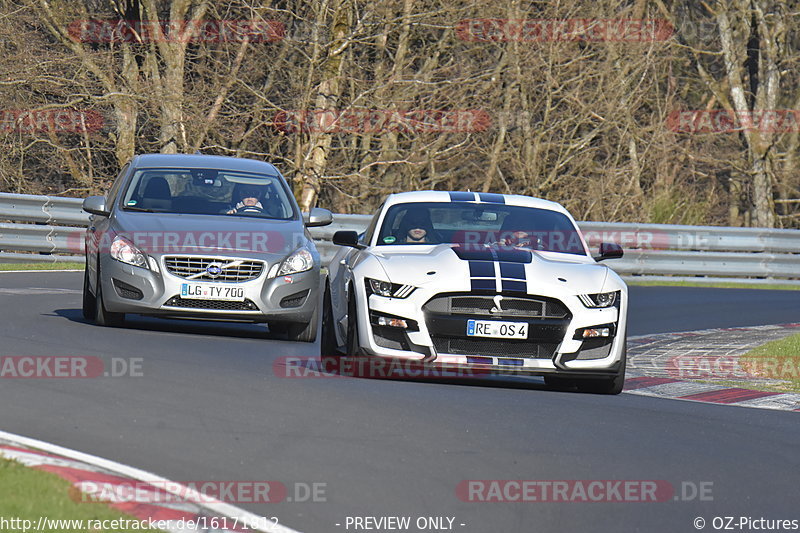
[0,193,88,226]
[1,192,798,282]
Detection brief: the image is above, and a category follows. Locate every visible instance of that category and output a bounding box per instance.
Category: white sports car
[321,191,627,394]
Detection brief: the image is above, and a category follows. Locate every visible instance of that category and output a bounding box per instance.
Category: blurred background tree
[0,0,797,227]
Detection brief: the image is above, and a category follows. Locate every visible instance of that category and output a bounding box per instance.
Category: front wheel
[345,289,361,357]
[94,266,125,327]
[81,260,96,321]
[287,305,319,343]
[320,283,341,358]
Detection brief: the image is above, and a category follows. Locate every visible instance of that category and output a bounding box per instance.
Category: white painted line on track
[0,429,301,533]
[0,288,81,295]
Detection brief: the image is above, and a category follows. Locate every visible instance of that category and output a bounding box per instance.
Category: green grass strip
[0,456,164,532]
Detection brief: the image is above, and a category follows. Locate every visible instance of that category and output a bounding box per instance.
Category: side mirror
[83,196,110,217]
[594,242,623,262]
[333,230,365,249]
[304,208,333,227]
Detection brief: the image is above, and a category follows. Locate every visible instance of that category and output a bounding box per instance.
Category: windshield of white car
[120,168,296,220]
[376,202,587,256]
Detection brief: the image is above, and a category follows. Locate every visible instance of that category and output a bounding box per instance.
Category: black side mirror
[333,230,365,249]
[594,242,623,262]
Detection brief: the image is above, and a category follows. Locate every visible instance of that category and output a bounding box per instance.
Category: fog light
[582,327,610,338]
[377,316,408,328]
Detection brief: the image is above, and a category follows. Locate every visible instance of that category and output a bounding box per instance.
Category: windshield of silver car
[120,168,295,220]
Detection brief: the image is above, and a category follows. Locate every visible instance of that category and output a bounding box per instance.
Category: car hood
[371,244,611,294]
[109,211,307,260]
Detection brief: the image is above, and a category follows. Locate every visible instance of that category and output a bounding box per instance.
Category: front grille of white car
[424,293,571,359]
[424,294,569,319]
[164,256,264,282]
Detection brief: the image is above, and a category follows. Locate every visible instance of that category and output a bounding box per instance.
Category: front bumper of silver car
[98,253,318,323]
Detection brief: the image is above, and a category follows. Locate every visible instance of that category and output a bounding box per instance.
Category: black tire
[94,266,125,327]
[345,288,360,357]
[287,305,319,343]
[81,260,97,321]
[575,342,627,395]
[320,283,341,358]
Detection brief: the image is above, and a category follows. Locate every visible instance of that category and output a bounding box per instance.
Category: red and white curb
[0,429,299,533]
[625,324,800,412]
[624,376,800,411]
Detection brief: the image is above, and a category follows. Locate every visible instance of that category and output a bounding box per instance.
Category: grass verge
[738,333,800,393]
[692,334,800,394]
[0,456,164,531]
[626,280,800,291]
[0,262,83,271]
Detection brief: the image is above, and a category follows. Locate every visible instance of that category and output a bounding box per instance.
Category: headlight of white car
[578,291,619,308]
[274,247,314,277]
[365,278,416,298]
[110,236,147,268]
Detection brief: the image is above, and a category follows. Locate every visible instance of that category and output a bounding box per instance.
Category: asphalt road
[0,272,798,533]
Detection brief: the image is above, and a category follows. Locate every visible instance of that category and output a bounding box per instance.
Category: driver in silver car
[227,186,264,214]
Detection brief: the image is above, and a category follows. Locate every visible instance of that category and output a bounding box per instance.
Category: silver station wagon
[81,153,331,342]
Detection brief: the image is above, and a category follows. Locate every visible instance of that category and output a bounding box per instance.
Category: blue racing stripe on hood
[499,262,525,280]
[501,280,527,293]
[477,192,505,204]
[449,191,476,202]
[451,245,531,263]
[468,260,495,277]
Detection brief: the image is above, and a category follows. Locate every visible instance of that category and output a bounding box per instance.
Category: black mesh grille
[163,296,259,311]
[373,327,410,350]
[424,294,569,319]
[280,290,309,308]
[112,279,143,300]
[432,337,557,358]
[164,256,264,282]
[577,338,613,360]
[424,292,569,359]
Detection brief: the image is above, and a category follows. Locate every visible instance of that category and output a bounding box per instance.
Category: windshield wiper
[122,206,156,212]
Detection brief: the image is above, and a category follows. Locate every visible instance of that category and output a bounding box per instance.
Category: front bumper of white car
[356,286,626,377]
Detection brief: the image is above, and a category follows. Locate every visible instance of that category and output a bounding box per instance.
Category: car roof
[382,190,571,215]
[130,154,281,175]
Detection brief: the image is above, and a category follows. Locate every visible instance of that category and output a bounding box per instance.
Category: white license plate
[180,283,245,301]
[466,319,528,339]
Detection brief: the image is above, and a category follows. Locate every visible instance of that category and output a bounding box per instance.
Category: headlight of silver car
[365,278,416,298]
[578,291,619,308]
[110,236,147,268]
[274,247,314,277]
